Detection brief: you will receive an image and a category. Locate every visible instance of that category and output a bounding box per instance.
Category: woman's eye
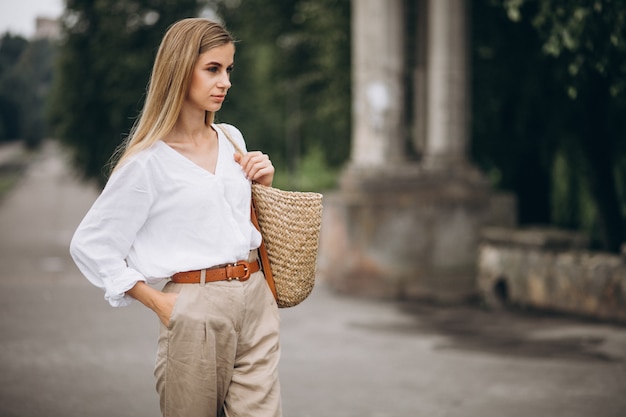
[227,66,234,74]
[207,67,219,73]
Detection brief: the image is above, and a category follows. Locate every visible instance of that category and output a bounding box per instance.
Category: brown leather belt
[171,260,261,284]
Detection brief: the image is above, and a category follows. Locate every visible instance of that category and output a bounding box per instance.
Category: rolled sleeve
[103,268,146,307]
[70,156,154,307]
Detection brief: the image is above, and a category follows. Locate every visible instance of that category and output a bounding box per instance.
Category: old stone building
[319,0,516,302]
[317,0,626,324]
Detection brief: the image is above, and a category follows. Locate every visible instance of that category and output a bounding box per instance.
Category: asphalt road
[1,141,625,417]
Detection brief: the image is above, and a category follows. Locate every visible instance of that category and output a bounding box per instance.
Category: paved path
[1,141,625,417]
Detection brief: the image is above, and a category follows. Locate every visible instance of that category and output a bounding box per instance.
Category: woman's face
[185,42,235,114]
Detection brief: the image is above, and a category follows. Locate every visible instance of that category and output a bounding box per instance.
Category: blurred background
[1,0,625,252]
[1,1,626,416]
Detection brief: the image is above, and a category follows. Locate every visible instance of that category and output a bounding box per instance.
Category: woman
[70,18,282,417]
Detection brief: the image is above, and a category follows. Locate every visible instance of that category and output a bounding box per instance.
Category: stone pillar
[318,0,517,303]
[423,0,471,170]
[411,0,428,156]
[350,0,406,166]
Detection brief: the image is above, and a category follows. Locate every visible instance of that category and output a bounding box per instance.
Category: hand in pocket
[154,291,178,327]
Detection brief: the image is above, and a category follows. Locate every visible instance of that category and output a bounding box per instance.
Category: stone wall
[324,0,495,301]
[319,168,517,302]
[477,227,626,323]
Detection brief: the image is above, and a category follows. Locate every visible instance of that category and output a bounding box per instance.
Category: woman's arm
[70,157,154,307]
[126,282,177,327]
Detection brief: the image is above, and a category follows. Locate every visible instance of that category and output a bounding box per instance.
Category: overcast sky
[0,0,63,38]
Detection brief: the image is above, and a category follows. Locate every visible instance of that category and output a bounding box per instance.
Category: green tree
[0,34,28,141]
[50,0,350,189]
[524,0,626,252]
[210,0,299,170]
[17,39,58,148]
[212,0,351,180]
[291,0,351,168]
[472,0,626,251]
[472,0,560,226]
[0,34,56,147]
[49,0,201,184]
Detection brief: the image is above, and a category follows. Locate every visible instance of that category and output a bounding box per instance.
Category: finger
[249,166,270,182]
[248,159,274,181]
[241,152,271,178]
[236,152,254,173]
[241,151,266,169]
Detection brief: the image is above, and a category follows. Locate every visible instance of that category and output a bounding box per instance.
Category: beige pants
[155,255,282,417]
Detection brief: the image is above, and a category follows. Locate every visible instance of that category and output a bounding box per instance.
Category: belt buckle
[226,261,250,281]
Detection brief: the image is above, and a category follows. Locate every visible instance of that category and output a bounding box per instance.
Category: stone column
[319,0,516,303]
[411,0,428,157]
[423,0,470,170]
[350,0,406,167]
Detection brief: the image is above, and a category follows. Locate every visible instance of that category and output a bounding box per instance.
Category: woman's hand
[234,151,274,187]
[151,292,178,327]
[126,281,178,327]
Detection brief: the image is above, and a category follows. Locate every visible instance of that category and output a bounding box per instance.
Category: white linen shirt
[70,124,262,307]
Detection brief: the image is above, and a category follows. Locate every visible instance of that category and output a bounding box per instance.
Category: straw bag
[218,124,323,307]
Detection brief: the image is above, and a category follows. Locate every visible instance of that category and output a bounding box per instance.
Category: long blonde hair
[113,18,234,171]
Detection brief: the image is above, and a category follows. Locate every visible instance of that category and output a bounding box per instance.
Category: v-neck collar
[157,125,223,176]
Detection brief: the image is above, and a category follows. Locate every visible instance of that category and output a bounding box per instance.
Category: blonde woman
[70,18,282,417]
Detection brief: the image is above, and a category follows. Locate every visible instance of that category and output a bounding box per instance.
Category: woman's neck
[167,110,213,145]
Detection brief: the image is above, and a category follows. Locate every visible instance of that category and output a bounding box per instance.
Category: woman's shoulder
[216,122,242,136]
[216,123,247,152]
[108,143,163,181]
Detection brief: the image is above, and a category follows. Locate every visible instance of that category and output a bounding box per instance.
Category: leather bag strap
[217,124,278,302]
[250,201,278,301]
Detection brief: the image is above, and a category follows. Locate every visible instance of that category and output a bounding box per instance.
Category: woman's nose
[218,73,231,89]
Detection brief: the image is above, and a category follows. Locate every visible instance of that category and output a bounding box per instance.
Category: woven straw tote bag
[218,124,323,307]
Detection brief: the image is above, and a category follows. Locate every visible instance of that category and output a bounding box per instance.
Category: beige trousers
[154,254,282,417]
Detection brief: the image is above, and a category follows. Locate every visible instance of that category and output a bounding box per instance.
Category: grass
[0,174,20,199]
[0,142,342,200]
[271,146,340,193]
[0,143,31,202]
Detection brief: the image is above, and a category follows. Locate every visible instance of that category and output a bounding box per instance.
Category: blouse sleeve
[70,157,154,307]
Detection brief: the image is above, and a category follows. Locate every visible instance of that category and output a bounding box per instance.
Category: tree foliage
[49,0,201,184]
[199,0,350,191]
[48,0,626,250]
[211,0,351,174]
[472,0,626,251]
[0,34,55,147]
[50,0,350,187]
[0,34,27,142]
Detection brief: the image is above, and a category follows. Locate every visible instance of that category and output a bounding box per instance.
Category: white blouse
[70,124,262,307]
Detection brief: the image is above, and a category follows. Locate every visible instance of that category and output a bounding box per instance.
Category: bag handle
[216,124,278,302]
[216,123,245,155]
[249,200,278,301]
